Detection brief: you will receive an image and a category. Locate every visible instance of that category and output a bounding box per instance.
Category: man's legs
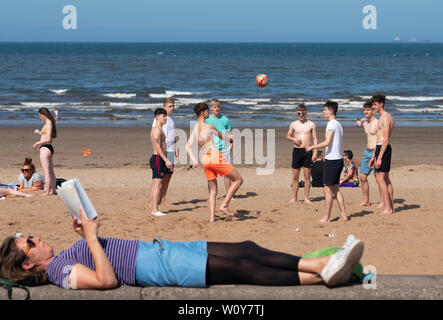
[321,185,347,222]
[321,185,334,222]
[159,173,172,205]
[219,169,243,216]
[376,172,394,214]
[386,172,394,212]
[289,168,301,203]
[333,186,348,221]
[223,175,232,198]
[150,178,163,214]
[359,173,370,206]
[208,179,218,222]
[303,167,312,203]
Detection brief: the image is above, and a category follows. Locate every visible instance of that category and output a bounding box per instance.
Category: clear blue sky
[0,0,441,42]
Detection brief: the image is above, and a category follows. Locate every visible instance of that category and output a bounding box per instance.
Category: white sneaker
[343,234,357,249]
[152,211,167,217]
[320,237,364,286]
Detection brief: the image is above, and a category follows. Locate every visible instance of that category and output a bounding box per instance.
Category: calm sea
[0,42,442,128]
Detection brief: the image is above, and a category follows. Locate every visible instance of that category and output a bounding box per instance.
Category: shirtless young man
[152,98,178,206]
[286,104,318,203]
[357,100,381,206]
[186,103,243,223]
[369,94,395,215]
[149,108,174,217]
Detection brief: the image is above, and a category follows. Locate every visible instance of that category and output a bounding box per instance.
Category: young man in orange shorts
[186,103,243,222]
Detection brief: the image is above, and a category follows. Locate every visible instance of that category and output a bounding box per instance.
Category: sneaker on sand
[320,236,364,286]
[152,211,167,217]
[343,234,357,249]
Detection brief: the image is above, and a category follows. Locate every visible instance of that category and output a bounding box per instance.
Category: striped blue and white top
[46,237,140,289]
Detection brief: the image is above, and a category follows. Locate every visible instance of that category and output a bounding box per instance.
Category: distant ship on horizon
[392,36,430,43]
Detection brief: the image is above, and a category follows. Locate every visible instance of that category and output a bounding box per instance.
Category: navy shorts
[292,148,313,169]
[149,155,172,179]
[324,159,344,186]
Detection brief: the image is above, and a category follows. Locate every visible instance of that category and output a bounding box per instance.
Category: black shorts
[374,144,392,172]
[149,155,172,179]
[40,144,54,155]
[292,148,313,169]
[323,159,344,186]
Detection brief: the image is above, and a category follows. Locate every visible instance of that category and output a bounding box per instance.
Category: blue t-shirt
[205,115,231,151]
[46,237,140,289]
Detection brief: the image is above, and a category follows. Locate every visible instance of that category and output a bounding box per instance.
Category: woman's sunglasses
[21,169,31,173]
[24,236,36,255]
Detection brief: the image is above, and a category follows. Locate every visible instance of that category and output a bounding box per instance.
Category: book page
[74,179,98,220]
[57,181,83,220]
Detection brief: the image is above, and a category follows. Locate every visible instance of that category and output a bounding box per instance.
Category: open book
[57,178,98,220]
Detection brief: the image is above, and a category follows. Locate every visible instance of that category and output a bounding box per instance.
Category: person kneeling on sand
[0,208,365,289]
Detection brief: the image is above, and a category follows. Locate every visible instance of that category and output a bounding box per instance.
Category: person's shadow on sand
[172,198,207,206]
[216,209,259,222]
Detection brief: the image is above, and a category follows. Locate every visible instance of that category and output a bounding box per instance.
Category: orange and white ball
[255,73,269,88]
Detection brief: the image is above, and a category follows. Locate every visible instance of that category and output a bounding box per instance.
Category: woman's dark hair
[0,236,47,284]
[38,107,57,139]
[343,150,353,160]
[324,101,339,115]
[194,103,209,117]
[22,157,35,172]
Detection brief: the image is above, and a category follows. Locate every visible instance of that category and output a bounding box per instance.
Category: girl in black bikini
[33,107,57,195]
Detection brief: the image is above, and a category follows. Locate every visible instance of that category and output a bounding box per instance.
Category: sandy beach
[1,126,442,275]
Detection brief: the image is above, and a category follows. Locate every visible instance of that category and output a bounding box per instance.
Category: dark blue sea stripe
[46,237,140,288]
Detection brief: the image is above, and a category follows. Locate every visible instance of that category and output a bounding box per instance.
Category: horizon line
[0,40,441,44]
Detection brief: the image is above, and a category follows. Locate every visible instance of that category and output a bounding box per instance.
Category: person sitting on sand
[339,150,360,188]
[0,208,365,289]
[186,103,243,222]
[17,157,45,191]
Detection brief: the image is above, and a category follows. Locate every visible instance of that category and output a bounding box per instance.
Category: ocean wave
[229,98,272,105]
[109,102,161,109]
[249,104,296,110]
[358,95,443,102]
[149,93,173,98]
[49,89,69,95]
[175,98,205,105]
[395,108,443,113]
[103,93,137,99]
[165,90,194,96]
[20,102,61,108]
